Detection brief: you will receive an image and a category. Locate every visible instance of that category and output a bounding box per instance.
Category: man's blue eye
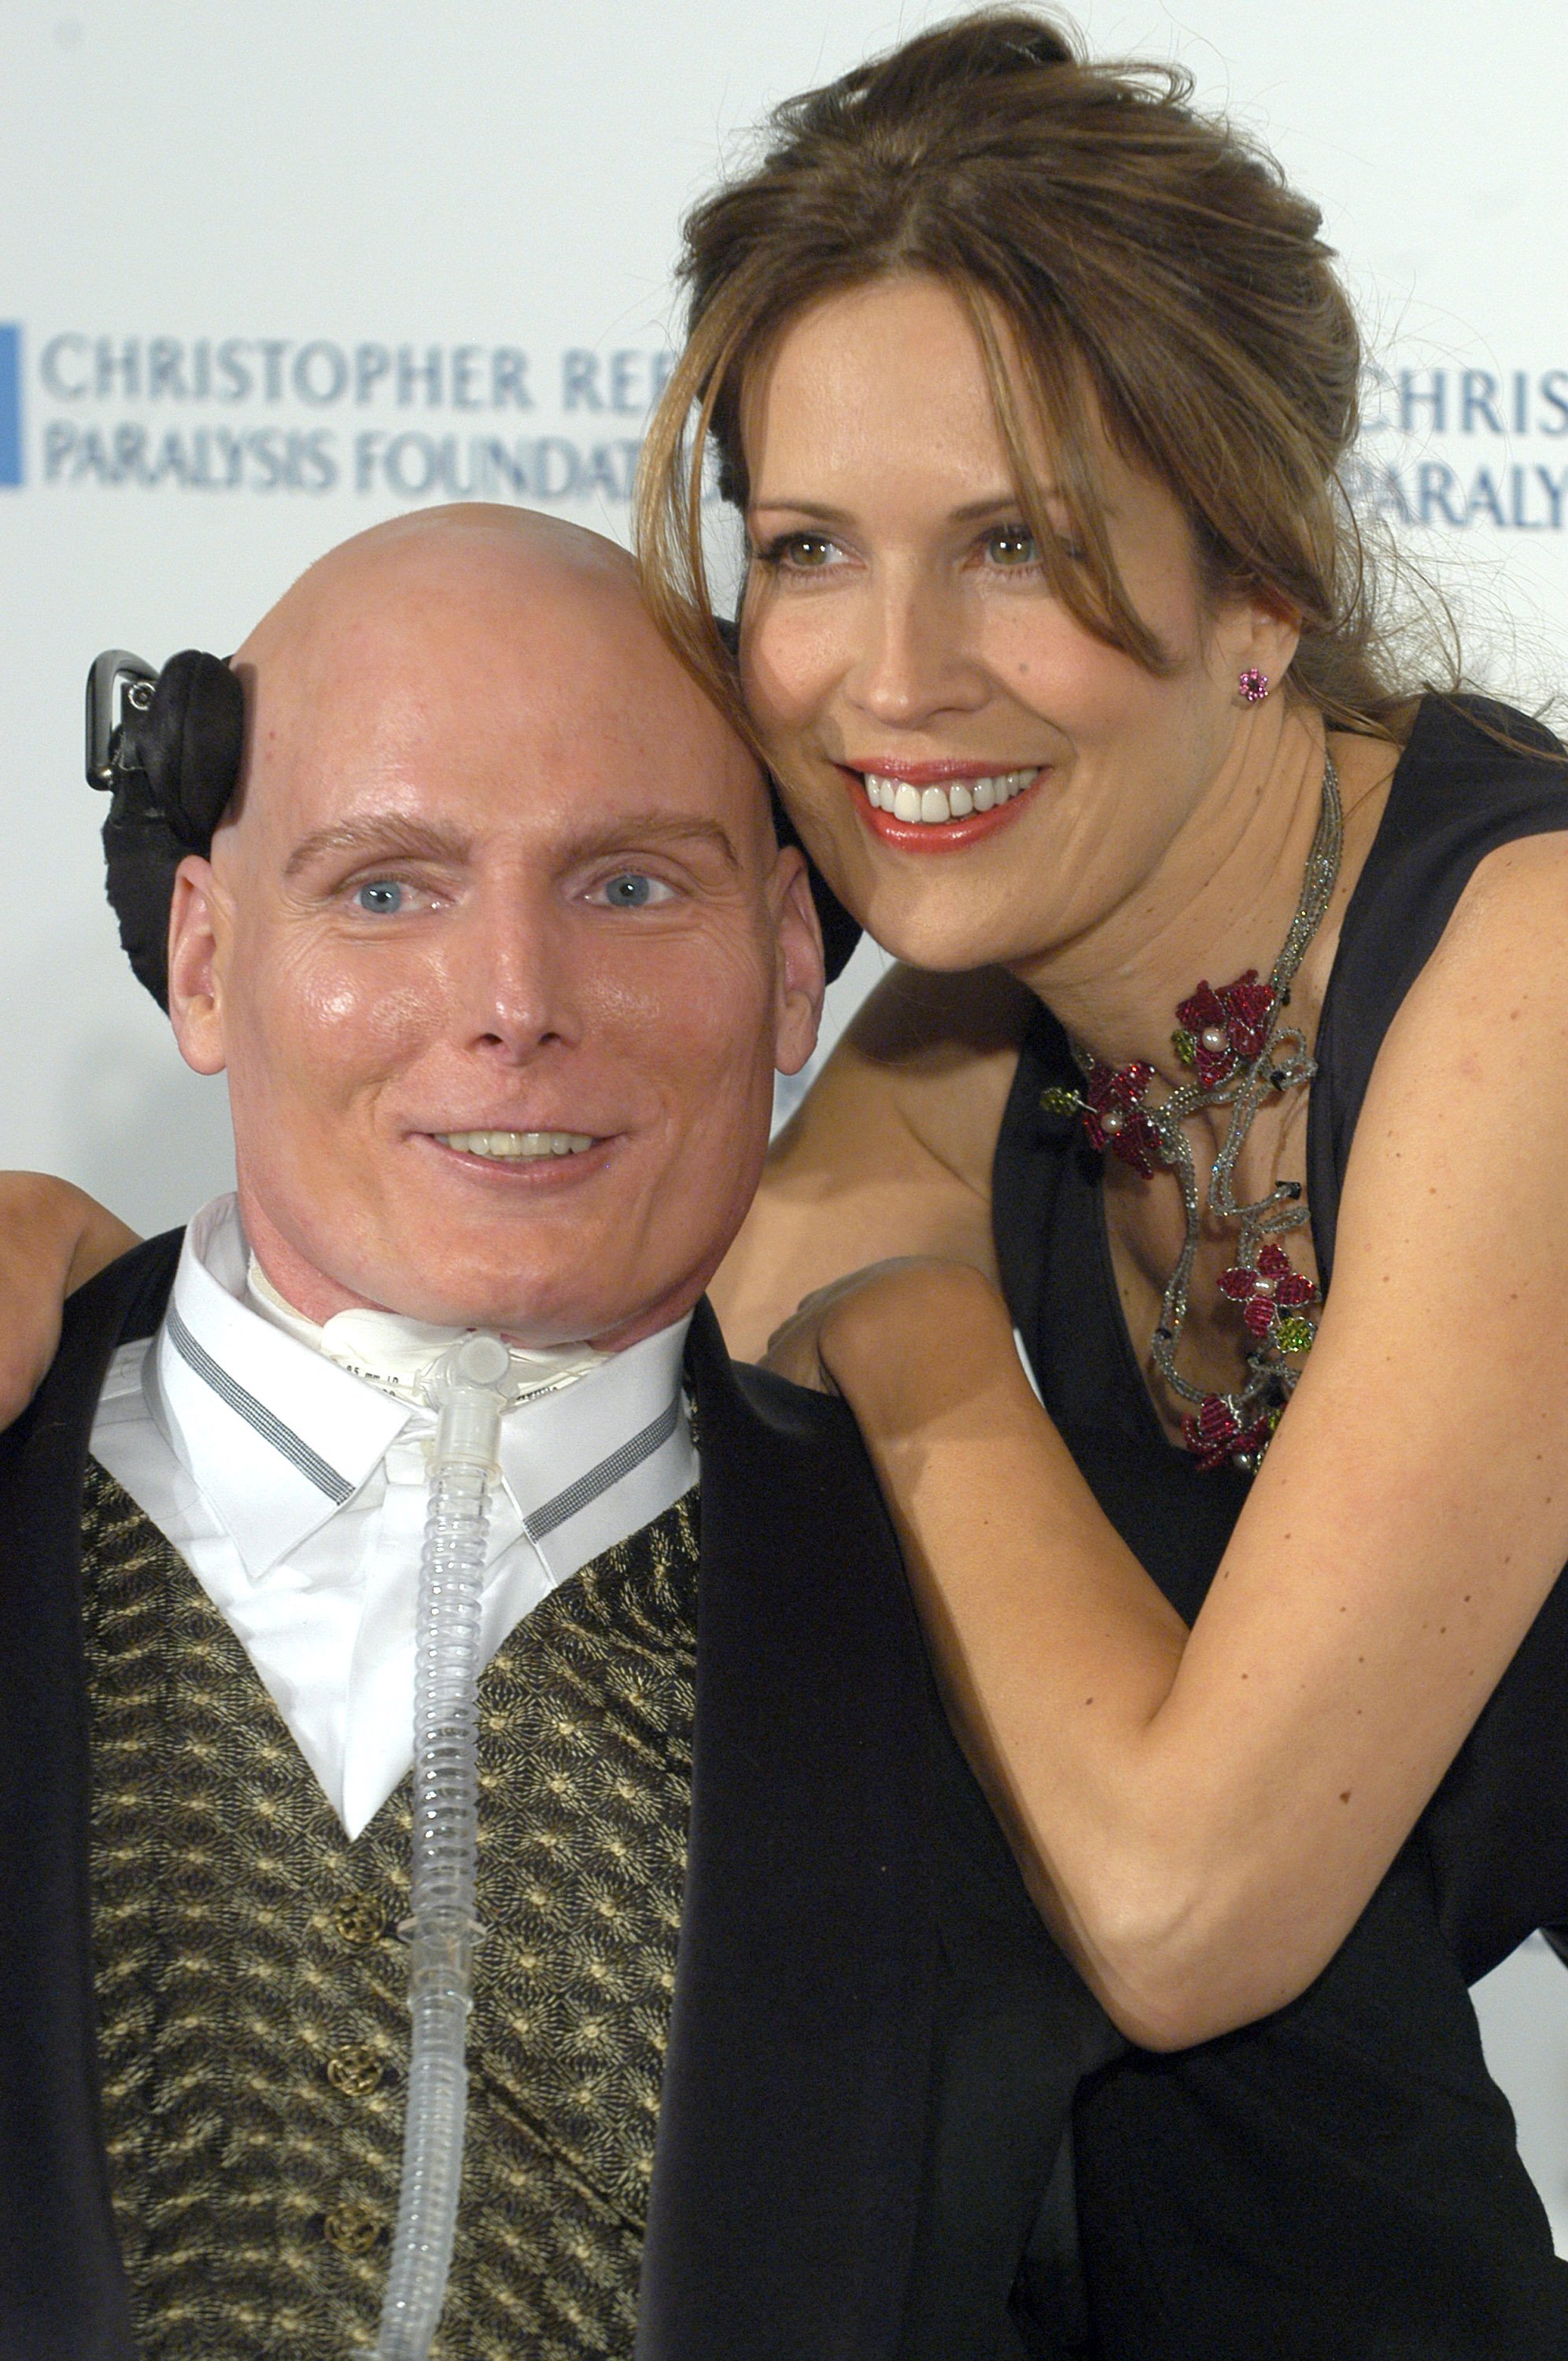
[603,873,655,907]
[356,881,404,914]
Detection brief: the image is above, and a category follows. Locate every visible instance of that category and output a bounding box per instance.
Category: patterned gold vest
[79,1458,699,2361]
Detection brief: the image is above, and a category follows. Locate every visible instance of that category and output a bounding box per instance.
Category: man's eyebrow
[282,811,743,879]
[284,817,472,878]
[568,814,742,874]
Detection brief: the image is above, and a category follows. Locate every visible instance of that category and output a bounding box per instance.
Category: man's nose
[844,569,990,732]
[453,890,581,1061]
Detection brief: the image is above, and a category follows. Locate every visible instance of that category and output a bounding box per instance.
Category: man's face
[168,516,822,1348]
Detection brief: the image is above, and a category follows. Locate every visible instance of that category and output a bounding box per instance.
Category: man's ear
[771,844,826,1079]
[166,854,230,1076]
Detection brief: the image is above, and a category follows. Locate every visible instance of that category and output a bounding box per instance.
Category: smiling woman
[637,0,1568,1998]
[629,8,1568,2343]
[732,271,1299,985]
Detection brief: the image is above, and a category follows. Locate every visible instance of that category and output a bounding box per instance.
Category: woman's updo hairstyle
[636,9,1396,743]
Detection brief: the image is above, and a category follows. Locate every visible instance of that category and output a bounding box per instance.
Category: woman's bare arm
[710,960,1031,1360]
[802,837,1568,2048]
[0,1175,140,1424]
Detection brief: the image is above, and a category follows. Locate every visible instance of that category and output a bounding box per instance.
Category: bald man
[0,511,1116,2361]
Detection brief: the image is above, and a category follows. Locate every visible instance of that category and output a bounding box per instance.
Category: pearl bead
[1201,1024,1227,1052]
[1101,1107,1125,1135]
[1252,1274,1275,1297]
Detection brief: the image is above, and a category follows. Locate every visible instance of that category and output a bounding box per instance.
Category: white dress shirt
[90,1196,697,1838]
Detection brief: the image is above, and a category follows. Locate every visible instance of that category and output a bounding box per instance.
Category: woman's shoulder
[791,961,1037,1223]
[710,966,1034,1359]
[1366,691,1568,861]
[836,963,1038,1180]
[1404,688,1566,767]
[1311,693,1568,1275]
[1326,690,1568,1022]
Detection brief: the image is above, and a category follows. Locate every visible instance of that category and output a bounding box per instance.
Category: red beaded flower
[1216,1243,1319,1341]
[1081,1059,1161,1177]
[1182,1394,1273,1472]
[1174,970,1278,1089]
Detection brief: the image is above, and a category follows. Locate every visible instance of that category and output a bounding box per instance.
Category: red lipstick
[838,763,1043,853]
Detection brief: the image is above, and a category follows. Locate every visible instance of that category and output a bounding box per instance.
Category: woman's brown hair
[636,9,1400,745]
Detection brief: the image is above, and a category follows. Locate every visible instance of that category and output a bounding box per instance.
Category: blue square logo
[0,327,21,486]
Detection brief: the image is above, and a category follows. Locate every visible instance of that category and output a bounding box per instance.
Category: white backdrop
[6,0,1568,2247]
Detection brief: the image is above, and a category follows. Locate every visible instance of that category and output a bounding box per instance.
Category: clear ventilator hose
[371,1332,516,2361]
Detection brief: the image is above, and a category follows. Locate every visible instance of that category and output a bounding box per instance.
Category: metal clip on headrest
[83,646,245,1010]
[86,650,160,793]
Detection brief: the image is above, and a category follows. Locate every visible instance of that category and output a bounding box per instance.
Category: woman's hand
[0,1175,140,1428]
[761,1256,978,1395]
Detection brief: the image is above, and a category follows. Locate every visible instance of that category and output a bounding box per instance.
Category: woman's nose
[843,575,990,732]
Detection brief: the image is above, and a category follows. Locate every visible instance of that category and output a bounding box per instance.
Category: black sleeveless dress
[991,696,1568,2357]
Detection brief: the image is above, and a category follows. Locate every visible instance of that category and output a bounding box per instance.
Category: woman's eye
[757,532,842,571]
[983,525,1041,567]
[594,872,675,910]
[354,880,406,915]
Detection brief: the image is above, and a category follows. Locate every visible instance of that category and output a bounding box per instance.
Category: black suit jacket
[0,1235,1102,2361]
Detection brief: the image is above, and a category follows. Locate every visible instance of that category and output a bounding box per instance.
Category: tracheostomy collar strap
[245,1254,608,1406]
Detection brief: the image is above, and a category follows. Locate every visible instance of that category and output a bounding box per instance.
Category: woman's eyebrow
[747,489,1066,523]
[746,497,855,525]
[284,816,471,878]
[948,490,1065,521]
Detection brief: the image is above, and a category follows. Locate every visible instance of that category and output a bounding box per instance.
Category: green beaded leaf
[1171,1027,1197,1069]
[1039,1086,1083,1117]
[1275,1313,1315,1355]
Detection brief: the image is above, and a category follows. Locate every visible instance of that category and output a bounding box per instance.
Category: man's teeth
[439,1130,594,1159]
[862,768,1039,823]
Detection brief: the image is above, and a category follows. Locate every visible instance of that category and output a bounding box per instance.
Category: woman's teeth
[861,769,1039,823]
[439,1130,594,1159]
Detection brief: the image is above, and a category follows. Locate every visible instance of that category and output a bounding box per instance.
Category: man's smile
[434,1129,596,1160]
[416,1125,615,1188]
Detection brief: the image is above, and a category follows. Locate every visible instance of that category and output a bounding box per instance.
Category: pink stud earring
[1238,667,1270,704]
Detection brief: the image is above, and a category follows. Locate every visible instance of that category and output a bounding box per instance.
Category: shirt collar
[150,1196,693,1584]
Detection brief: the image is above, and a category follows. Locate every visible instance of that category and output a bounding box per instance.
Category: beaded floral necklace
[1042,756,1343,1473]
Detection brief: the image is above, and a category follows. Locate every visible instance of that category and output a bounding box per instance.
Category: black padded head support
[714,615,863,985]
[98,649,245,1008]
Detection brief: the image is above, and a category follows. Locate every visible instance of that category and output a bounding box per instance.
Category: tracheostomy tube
[371,1331,517,2361]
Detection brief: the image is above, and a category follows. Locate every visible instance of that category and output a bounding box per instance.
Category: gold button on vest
[333,1893,388,1949]
[322,2199,386,2256]
[82,1459,699,2361]
[326,2043,386,2100]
